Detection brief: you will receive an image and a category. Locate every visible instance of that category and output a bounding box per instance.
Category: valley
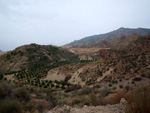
[0,28,150,113]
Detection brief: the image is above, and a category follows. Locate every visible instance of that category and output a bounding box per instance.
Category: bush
[88,93,101,106]
[112,87,117,90]
[71,99,82,105]
[0,100,23,113]
[108,83,112,87]
[101,91,125,105]
[0,82,13,96]
[119,85,123,89]
[14,88,30,102]
[80,87,92,95]
[37,103,44,113]
[100,89,111,97]
[0,86,7,99]
[0,74,3,80]
[132,76,142,81]
[125,85,150,113]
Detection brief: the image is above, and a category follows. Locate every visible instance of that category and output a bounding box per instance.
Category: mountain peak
[66,27,150,48]
[118,27,126,30]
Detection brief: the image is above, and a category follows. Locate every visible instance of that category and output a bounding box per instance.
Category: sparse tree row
[12,61,72,90]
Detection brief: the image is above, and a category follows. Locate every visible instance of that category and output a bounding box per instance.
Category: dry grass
[125,84,150,113]
[101,91,125,105]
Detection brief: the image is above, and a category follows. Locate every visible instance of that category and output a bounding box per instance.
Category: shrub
[112,87,117,90]
[132,77,142,81]
[0,86,7,99]
[111,80,118,84]
[0,100,23,113]
[65,86,73,92]
[88,93,101,106]
[100,89,112,97]
[125,85,150,113]
[125,85,130,92]
[4,78,7,81]
[71,99,82,105]
[6,54,10,60]
[80,87,92,95]
[0,82,13,95]
[37,103,44,113]
[119,85,123,89]
[102,91,125,105]
[14,88,30,102]
[108,83,112,87]
[0,74,3,80]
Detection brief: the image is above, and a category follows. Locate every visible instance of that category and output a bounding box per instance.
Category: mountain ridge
[65,27,150,48]
[0,43,78,73]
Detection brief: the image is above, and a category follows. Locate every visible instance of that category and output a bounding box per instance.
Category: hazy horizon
[0,0,150,51]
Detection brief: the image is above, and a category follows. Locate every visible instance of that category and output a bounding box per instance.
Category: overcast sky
[0,0,150,51]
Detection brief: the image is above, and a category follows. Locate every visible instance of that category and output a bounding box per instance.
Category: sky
[0,0,150,51]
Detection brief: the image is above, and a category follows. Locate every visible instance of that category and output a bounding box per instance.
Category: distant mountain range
[65,27,150,48]
[0,50,3,53]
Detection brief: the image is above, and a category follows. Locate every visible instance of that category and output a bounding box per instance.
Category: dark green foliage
[26,48,37,53]
[6,54,10,60]
[18,50,24,56]
[0,74,3,80]
[61,85,65,89]
[28,54,36,61]
[101,89,112,97]
[10,51,17,55]
[80,88,92,95]
[5,71,17,75]
[111,80,118,84]
[51,84,54,87]
[47,45,59,54]
[40,56,48,61]
[55,85,60,88]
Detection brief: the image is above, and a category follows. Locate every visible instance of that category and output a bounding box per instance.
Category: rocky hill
[48,35,150,87]
[65,27,150,48]
[1,34,150,113]
[0,43,78,73]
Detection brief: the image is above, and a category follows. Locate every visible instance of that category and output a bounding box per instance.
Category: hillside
[48,35,150,86]
[0,50,3,53]
[65,27,150,48]
[0,43,78,73]
[0,35,150,113]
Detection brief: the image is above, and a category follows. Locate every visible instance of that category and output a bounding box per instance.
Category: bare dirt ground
[0,52,7,56]
[48,102,126,113]
[68,48,104,55]
[5,74,15,81]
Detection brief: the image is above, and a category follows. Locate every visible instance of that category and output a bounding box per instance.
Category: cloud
[0,0,150,51]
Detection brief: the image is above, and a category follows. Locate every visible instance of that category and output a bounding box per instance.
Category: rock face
[48,103,125,113]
